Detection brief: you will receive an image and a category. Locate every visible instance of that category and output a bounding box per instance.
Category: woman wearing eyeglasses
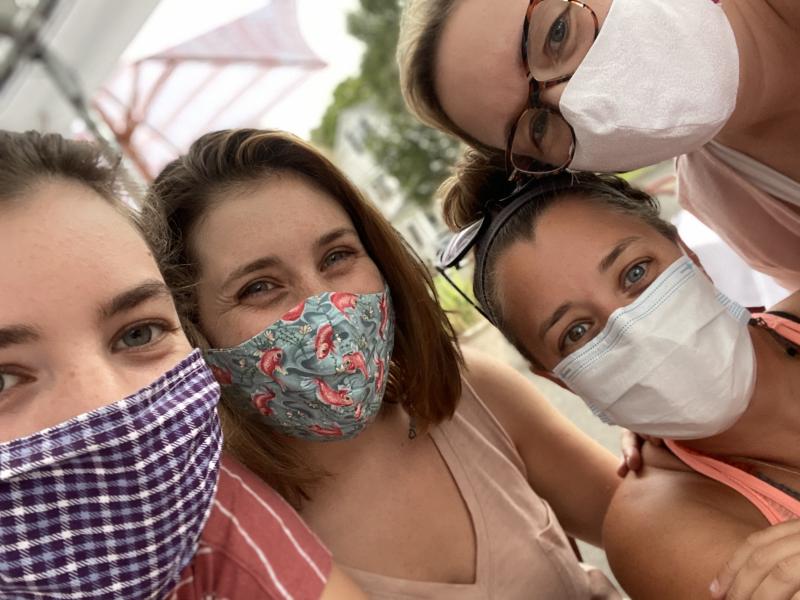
[142,128,632,599]
[398,0,800,291]
[436,148,800,599]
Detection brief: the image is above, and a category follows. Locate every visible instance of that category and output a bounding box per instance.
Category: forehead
[493,194,674,298]
[192,174,355,264]
[0,181,162,323]
[435,0,530,148]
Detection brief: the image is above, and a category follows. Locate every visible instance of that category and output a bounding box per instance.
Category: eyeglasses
[505,0,599,179]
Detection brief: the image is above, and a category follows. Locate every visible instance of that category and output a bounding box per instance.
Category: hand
[711,519,800,599]
[617,430,663,477]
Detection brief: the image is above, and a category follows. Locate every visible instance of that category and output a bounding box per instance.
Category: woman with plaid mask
[0,130,363,600]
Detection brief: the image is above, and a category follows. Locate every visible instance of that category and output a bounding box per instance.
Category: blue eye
[113,323,166,350]
[624,262,649,288]
[548,15,568,49]
[529,110,550,147]
[0,372,23,394]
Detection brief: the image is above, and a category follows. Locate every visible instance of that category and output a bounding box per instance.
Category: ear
[528,364,572,391]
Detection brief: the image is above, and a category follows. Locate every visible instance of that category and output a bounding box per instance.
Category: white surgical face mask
[560,0,740,172]
[553,256,756,439]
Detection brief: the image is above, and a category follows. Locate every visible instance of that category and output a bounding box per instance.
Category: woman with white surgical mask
[0,130,364,600]
[399,0,800,290]
[436,150,800,599]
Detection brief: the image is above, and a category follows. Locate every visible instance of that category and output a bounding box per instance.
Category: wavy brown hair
[143,129,463,508]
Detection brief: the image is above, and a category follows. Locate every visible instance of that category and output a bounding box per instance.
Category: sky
[122,0,364,139]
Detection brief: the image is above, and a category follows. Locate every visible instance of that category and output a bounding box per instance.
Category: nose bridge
[538,80,566,110]
[594,289,626,325]
[295,270,331,301]
[61,349,126,414]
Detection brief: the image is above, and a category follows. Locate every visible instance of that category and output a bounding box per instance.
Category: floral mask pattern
[204,287,395,441]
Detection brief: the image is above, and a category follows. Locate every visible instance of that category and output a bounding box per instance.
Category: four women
[3,1,795,593]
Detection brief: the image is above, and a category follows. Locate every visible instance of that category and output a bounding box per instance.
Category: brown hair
[0,130,118,202]
[397,0,495,155]
[439,148,679,365]
[0,130,167,251]
[144,128,463,507]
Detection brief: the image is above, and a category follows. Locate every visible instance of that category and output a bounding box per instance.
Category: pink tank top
[677,143,800,291]
[666,313,800,525]
[343,377,621,599]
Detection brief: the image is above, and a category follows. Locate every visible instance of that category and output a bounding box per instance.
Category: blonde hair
[397,0,495,154]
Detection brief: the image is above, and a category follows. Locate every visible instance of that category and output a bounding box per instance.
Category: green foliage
[311,0,460,206]
[312,77,369,149]
[433,268,481,335]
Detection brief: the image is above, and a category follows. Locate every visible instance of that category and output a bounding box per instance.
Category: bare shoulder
[603,453,767,599]
[770,288,800,315]
[459,345,554,441]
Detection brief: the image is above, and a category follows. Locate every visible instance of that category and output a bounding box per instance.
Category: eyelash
[557,259,653,354]
[237,249,357,301]
[0,368,30,396]
[110,320,178,353]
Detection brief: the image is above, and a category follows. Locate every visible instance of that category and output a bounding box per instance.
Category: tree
[311,0,460,206]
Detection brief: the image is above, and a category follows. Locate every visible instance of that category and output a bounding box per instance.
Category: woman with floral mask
[398,0,800,290]
[0,130,363,600]
[144,128,629,598]
[436,149,800,599]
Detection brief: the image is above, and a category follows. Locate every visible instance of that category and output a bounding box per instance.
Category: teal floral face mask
[204,287,395,441]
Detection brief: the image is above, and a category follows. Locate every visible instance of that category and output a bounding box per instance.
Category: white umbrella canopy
[94,0,326,180]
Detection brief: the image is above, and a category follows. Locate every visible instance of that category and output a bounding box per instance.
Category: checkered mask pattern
[0,350,222,599]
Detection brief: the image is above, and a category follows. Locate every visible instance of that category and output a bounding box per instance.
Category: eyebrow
[0,325,40,350]
[221,227,359,292]
[538,236,645,341]
[538,301,572,341]
[99,280,173,320]
[314,227,358,253]
[598,236,642,273]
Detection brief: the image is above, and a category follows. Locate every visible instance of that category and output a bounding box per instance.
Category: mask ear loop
[435,265,494,323]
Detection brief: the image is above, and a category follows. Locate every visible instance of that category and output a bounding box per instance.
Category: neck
[716,1,800,180]
[283,403,413,476]
[682,325,800,468]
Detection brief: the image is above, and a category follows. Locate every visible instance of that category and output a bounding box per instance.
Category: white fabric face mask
[553,257,756,439]
[559,0,740,172]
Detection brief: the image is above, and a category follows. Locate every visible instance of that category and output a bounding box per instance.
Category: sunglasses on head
[435,174,577,323]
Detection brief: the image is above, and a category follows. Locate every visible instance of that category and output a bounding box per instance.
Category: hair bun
[438,148,515,231]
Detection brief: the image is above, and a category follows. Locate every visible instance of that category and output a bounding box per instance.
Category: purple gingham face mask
[0,349,222,599]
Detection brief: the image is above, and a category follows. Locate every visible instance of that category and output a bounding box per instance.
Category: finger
[616,456,629,478]
[625,450,643,472]
[716,521,800,591]
[716,531,800,599]
[619,429,639,454]
[750,552,800,600]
